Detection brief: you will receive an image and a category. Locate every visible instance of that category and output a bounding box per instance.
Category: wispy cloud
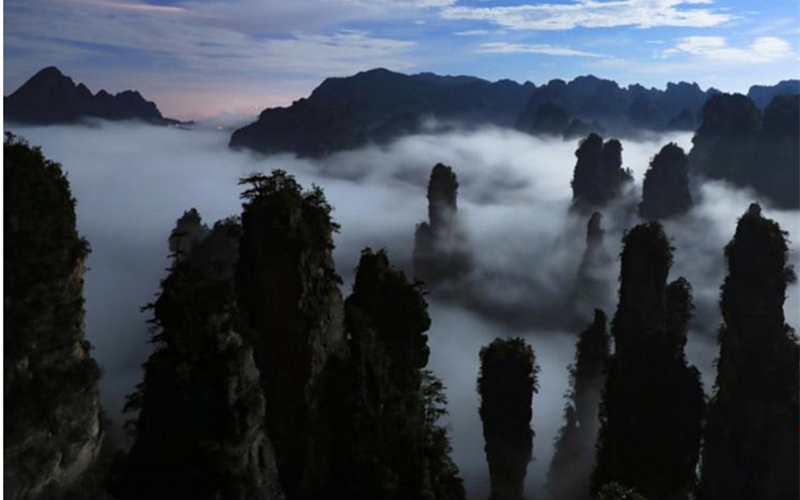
[661,36,792,63]
[7,1,417,75]
[454,29,493,36]
[61,0,186,14]
[476,42,607,58]
[441,0,732,30]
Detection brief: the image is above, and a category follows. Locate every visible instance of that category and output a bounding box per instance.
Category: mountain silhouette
[229,68,535,157]
[230,68,798,157]
[5,66,182,125]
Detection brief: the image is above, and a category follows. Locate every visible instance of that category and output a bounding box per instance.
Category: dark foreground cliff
[4,133,104,500]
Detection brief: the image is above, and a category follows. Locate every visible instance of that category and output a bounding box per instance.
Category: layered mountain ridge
[229,67,799,157]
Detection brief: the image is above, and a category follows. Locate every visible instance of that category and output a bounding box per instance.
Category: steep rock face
[516,76,714,133]
[325,249,464,499]
[689,92,799,208]
[571,212,612,320]
[113,212,282,500]
[236,171,346,498]
[747,79,800,108]
[593,223,704,500]
[639,143,692,220]
[413,163,471,285]
[571,134,633,208]
[548,309,610,500]
[116,211,281,499]
[478,338,537,500]
[5,67,179,125]
[564,118,605,140]
[529,102,569,135]
[230,68,535,157]
[4,134,104,500]
[698,204,799,500]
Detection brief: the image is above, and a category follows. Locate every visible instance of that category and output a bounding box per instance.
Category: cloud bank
[9,121,798,499]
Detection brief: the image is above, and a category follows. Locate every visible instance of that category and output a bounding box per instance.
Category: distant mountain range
[5,67,182,125]
[6,66,798,158]
[229,68,536,157]
[229,68,799,157]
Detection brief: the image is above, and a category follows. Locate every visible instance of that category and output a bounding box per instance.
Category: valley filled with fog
[11,121,799,499]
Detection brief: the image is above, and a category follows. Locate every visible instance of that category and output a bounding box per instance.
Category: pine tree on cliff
[4,133,104,500]
[639,143,692,220]
[168,207,209,261]
[236,170,346,498]
[413,163,470,284]
[112,211,283,500]
[478,338,538,500]
[547,309,610,500]
[698,204,799,500]
[593,222,704,500]
[571,133,632,208]
[326,248,464,499]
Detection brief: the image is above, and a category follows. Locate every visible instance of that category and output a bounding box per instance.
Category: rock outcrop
[529,102,569,136]
[516,76,716,134]
[413,163,471,285]
[548,309,610,500]
[325,248,464,499]
[571,211,612,319]
[639,143,692,220]
[236,171,346,498]
[593,223,704,500]
[689,92,800,208]
[698,204,799,500]
[5,67,181,125]
[571,133,633,208]
[112,210,282,500]
[478,338,537,500]
[4,133,104,500]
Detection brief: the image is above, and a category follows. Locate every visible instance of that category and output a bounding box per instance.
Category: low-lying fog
[10,121,799,499]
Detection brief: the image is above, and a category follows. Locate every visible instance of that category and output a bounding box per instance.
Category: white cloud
[64,0,186,13]
[476,42,607,57]
[441,0,732,30]
[454,29,493,36]
[662,36,792,63]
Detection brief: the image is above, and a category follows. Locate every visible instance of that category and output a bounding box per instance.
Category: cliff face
[229,68,535,157]
[112,210,282,500]
[571,134,633,209]
[5,67,179,125]
[639,143,692,220]
[698,204,799,500]
[478,338,537,500]
[593,222,704,500]
[548,309,610,500]
[236,171,346,498]
[516,76,716,134]
[325,249,464,499]
[412,163,471,285]
[572,212,612,320]
[689,93,800,208]
[4,134,104,500]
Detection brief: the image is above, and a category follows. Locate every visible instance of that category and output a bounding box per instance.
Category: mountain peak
[33,66,66,79]
[5,66,178,125]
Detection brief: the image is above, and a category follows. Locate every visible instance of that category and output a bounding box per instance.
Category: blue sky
[5,0,800,119]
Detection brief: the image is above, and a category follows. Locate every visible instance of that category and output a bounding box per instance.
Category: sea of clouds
[9,121,799,499]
